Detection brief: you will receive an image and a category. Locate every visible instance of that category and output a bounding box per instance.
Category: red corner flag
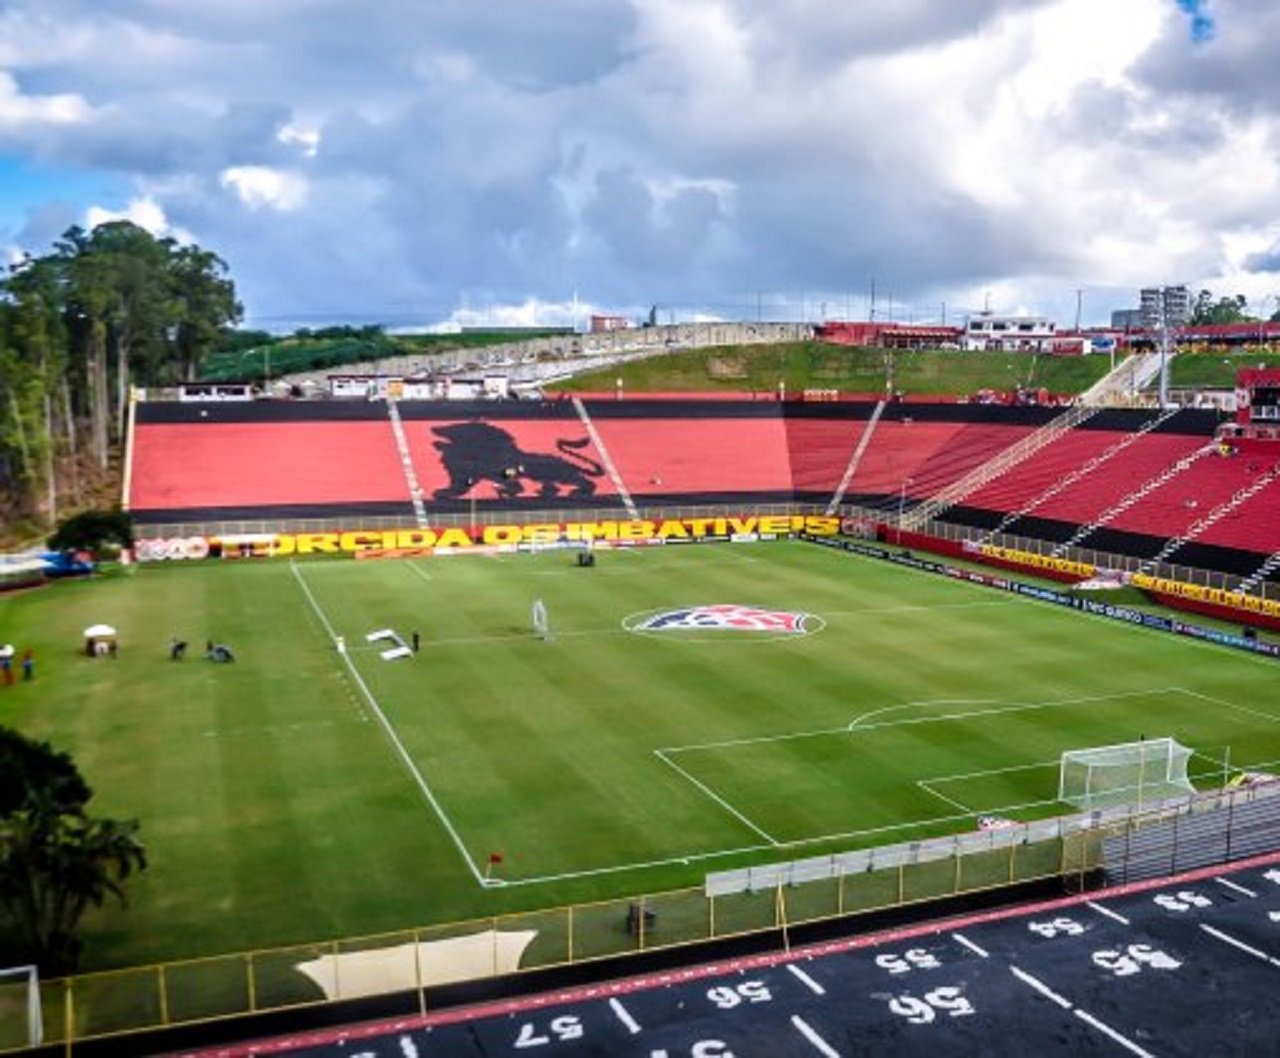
[488,852,504,865]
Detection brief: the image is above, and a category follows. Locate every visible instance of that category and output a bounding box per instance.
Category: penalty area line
[290,560,489,888]
[916,780,974,814]
[653,749,780,846]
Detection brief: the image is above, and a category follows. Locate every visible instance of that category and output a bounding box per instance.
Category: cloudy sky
[0,0,1276,330]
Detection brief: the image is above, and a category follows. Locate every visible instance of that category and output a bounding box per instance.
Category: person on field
[21,650,33,681]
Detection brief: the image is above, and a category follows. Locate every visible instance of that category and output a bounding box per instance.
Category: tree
[168,245,242,382]
[0,807,146,973]
[1190,290,1253,326]
[46,508,133,554]
[0,728,90,817]
[0,727,145,974]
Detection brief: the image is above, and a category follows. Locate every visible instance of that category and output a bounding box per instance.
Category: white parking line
[1086,901,1130,925]
[952,933,989,958]
[791,1015,841,1058]
[1012,967,1155,1056]
[1215,877,1258,898]
[1200,924,1280,967]
[609,997,641,1035]
[786,962,827,995]
[1073,1009,1157,1058]
[1011,966,1071,1009]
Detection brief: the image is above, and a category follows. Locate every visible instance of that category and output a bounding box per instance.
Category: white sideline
[290,561,488,887]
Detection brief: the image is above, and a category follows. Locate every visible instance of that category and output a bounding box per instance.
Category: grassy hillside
[557,342,1115,396]
[201,329,564,383]
[1169,349,1280,388]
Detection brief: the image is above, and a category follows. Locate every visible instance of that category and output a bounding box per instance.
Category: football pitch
[2,540,1279,970]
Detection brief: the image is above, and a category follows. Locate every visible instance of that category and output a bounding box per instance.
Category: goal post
[532,598,551,641]
[1058,737,1195,811]
[0,965,42,1049]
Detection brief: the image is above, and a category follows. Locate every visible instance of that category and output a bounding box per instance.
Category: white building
[963,313,1057,352]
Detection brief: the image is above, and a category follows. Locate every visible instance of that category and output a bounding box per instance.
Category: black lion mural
[430,421,606,500]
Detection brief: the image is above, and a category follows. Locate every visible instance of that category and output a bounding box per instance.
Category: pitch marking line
[653,748,780,845]
[916,780,973,814]
[1178,687,1280,727]
[847,687,1183,733]
[659,688,1175,757]
[290,561,489,888]
[406,559,433,583]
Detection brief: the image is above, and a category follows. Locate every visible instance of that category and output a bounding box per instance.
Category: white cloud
[85,195,193,242]
[219,166,308,211]
[0,70,90,126]
[0,0,1277,327]
[277,121,320,157]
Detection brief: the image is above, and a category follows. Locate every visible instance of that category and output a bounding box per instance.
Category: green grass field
[2,541,1279,971]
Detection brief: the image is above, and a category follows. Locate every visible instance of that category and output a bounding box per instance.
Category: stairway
[902,403,1101,530]
[1145,464,1280,568]
[1050,444,1217,555]
[571,397,638,519]
[826,400,886,515]
[1077,351,1167,406]
[991,408,1178,535]
[386,401,430,528]
[1238,548,1280,595]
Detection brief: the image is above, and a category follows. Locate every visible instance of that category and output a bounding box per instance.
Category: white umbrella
[0,645,13,659]
[83,624,117,638]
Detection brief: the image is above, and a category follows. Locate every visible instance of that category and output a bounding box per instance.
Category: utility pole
[1075,289,1083,331]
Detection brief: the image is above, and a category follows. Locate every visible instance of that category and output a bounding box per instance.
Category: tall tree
[169,245,242,382]
[0,728,145,974]
[0,806,146,973]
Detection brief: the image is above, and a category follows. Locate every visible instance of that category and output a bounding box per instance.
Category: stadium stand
[130,395,1280,581]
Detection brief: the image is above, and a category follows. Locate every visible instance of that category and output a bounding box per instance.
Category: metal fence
[839,501,1280,603]
[8,779,1277,1054]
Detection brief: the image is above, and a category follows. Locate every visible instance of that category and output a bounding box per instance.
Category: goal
[1058,737,1195,811]
[0,965,42,1049]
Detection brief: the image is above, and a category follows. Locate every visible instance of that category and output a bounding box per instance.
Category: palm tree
[0,803,146,974]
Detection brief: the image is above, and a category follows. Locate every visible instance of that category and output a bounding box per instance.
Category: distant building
[963,313,1056,352]
[589,314,631,333]
[1110,308,1144,331]
[1140,285,1191,328]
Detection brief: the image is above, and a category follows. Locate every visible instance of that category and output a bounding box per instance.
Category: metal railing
[9,779,1276,1054]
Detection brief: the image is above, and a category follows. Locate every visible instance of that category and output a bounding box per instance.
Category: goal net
[1059,737,1195,811]
[0,965,42,1049]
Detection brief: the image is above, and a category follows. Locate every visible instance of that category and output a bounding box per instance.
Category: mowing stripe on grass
[290,560,488,887]
[1178,688,1280,727]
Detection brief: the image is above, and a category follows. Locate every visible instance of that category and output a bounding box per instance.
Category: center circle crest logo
[622,604,824,639]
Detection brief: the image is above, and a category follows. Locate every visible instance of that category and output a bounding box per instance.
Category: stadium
[4,339,1280,1055]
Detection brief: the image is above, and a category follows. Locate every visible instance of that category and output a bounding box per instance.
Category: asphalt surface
[186,852,1280,1058]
